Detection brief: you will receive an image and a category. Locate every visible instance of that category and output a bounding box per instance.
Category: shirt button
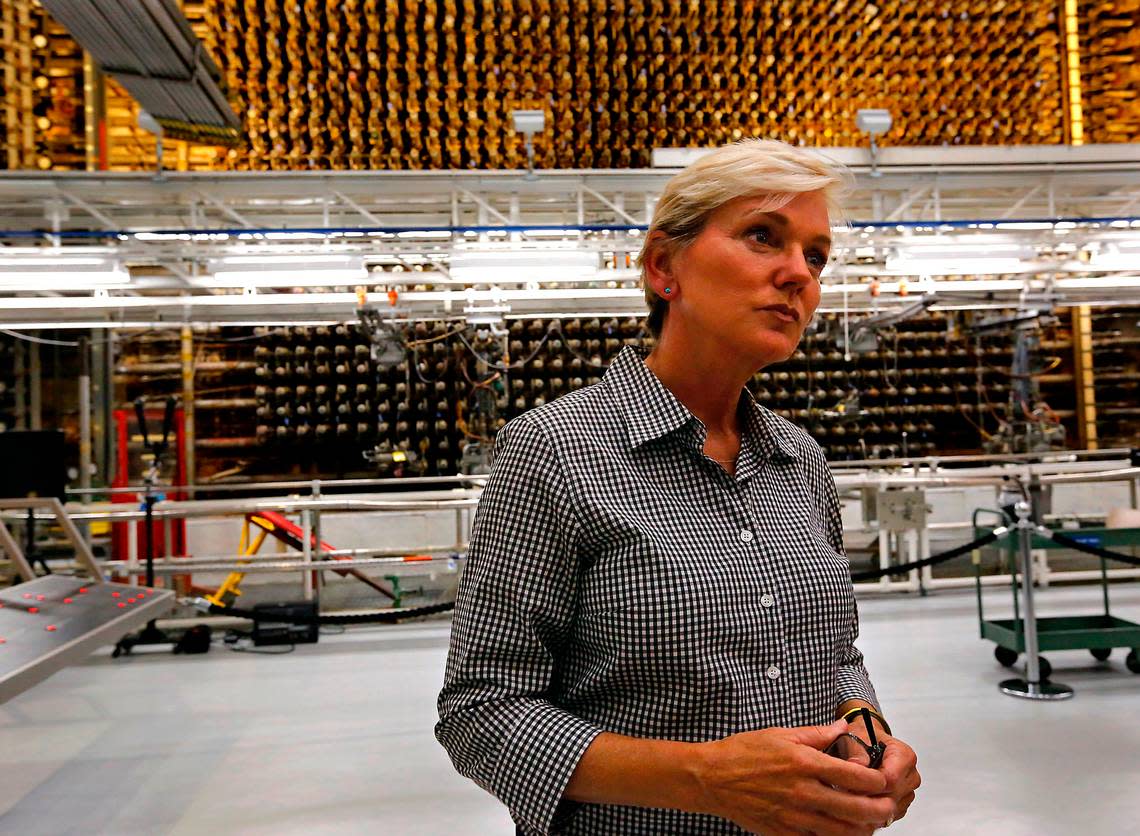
[761,593,775,608]
[766,665,782,680]
[739,529,754,544]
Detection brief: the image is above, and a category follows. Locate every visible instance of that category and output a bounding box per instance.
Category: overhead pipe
[193,398,258,409]
[193,436,259,449]
[115,360,258,374]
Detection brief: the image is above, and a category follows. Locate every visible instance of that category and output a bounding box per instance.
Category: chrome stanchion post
[78,335,92,546]
[311,480,322,603]
[1018,501,1043,686]
[301,508,313,602]
[1000,497,1074,701]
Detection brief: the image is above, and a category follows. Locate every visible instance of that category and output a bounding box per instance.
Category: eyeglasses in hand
[825,707,886,769]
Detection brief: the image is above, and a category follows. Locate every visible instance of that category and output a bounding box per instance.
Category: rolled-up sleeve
[820,463,881,713]
[436,416,602,834]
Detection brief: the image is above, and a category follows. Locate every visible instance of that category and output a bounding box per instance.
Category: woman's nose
[772,248,814,288]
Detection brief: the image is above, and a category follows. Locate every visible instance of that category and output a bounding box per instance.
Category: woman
[437,139,921,835]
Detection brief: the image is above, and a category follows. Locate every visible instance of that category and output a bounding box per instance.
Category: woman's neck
[644,335,750,439]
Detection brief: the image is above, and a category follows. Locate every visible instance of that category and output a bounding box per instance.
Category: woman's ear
[643,231,677,300]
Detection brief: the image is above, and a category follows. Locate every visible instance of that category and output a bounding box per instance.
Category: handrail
[0,493,482,524]
[829,447,1132,469]
[0,497,103,583]
[64,473,488,497]
[1038,466,1140,485]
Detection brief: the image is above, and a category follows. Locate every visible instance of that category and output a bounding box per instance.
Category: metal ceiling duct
[40,0,241,144]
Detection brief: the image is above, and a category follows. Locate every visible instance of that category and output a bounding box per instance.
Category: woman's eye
[807,250,828,270]
[749,227,772,244]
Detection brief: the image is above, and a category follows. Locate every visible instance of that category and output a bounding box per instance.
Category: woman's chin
[744,334,799,367]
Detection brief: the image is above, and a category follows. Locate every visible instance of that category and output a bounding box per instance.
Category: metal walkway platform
[0,575,174,703]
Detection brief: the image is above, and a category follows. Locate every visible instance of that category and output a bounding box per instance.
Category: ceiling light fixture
[449,249,599,284]
[882,256,1037,276]
[203,255,368,288]
[0,258,130,291]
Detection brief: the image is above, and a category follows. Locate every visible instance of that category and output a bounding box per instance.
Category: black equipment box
[0,430,66,500]
[251,601,320,646]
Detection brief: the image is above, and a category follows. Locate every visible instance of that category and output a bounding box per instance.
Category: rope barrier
[1043,530,1140,568]
[196,526,1138,625]
[850,528,1006,582]
[199,598,455,624]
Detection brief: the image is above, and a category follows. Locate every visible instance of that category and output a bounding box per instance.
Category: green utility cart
[975,524,1140,677]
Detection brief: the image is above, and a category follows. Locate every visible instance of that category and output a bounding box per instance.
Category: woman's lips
[758,304,800,323]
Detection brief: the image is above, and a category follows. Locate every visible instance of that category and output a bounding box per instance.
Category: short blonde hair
[637,139,851,337]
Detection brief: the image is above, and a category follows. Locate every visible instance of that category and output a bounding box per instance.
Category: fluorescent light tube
[883,257,1034,275]
[0,257,112,267]
[0,270,130,290]
[205,268,369,287]
[450,249,599,283]
[212,254,361,266]
[202,255,367,287]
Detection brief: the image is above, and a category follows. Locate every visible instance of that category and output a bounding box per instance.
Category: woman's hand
[694,719,896,836]
[845,715,921,828]
[874,734,920,827]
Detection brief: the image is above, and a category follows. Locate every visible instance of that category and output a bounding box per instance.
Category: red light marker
[63,598,74,604]
[79,588,89,594]
[36,594,45,601]
[117,602,126,608]
[45,625,57,632]
[22,593,32,599]
[111,592,121,598]
[28,607,39,614]
[127,598,136,604]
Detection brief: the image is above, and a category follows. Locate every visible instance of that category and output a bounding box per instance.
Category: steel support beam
[459,188,511,225]
[885,186,930,221]
[999,185,1043,219]
[58,189,117,229]
[332,189,384,226]
[579,185,639,225]
[195,191,255,229]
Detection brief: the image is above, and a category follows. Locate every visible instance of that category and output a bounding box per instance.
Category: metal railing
[5,458,1140,602]
[1,486,478,605]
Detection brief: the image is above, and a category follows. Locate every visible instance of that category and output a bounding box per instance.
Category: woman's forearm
[563,732,710,813]
[565,723,895,832]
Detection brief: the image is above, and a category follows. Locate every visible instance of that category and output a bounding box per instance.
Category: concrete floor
[3,583,1139,836]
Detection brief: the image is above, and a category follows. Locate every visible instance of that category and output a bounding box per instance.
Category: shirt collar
[605,346,693,449]
[604,345,801,463]
[740,388,802,464]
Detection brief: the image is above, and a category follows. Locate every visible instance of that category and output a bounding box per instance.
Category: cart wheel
[1090,648,1112,662]
[1032,656,1053,681]
[1127,650,1140,674]
[994,646,1018,668]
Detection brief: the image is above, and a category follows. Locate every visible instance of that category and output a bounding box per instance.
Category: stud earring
[663,287,672,294]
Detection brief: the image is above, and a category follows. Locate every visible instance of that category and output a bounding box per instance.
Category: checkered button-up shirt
[437,346,880,835]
